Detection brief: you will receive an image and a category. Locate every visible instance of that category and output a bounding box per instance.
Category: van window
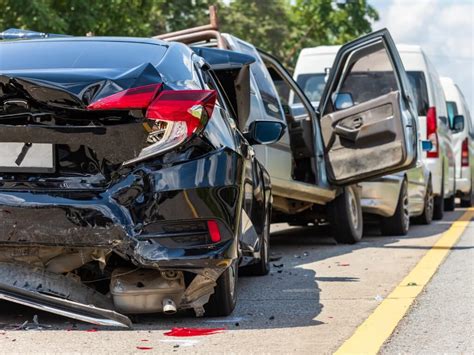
[235,41,284,119]
[446,101,458,127]
[295,73,326,103]
[406,71,429,116]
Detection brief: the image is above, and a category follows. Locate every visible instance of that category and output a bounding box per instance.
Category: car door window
[331,44,400,112]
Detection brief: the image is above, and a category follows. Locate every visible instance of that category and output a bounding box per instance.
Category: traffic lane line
[334,208,474,355]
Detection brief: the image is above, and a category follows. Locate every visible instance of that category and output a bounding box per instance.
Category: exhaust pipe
[162,298,177,315]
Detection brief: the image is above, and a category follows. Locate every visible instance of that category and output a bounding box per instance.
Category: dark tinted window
[446,101,458,127]
[407,71,429,116]
[296,73,326,103]
[235,42,283,119]
[0,40,167,69]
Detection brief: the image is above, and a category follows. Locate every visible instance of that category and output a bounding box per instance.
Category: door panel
[319,29,417,185]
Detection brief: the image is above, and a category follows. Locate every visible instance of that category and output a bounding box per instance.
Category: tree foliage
[0,0,378,68]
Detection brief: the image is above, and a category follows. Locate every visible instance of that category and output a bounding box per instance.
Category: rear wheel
[241,212,270,276]
[413,178,434,225]
[444,194,456,211]
[204,262,237,317]
[329,185,363,244]
[433,180,444,220]
[460,187,473,207]
[381,179,410,236]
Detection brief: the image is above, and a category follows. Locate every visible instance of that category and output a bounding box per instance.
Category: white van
[294,44,455,220]
[441,77,474,206]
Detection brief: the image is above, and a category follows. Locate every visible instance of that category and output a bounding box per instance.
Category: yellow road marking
[335,208,474,355]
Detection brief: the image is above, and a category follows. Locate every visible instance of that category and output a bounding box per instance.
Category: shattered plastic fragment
[337,262,350,266]
[136,346,153,350]
[164,327,225,337]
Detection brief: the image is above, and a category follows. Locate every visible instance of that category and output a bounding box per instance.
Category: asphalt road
[382,213,474,354]
[0,209,471,354]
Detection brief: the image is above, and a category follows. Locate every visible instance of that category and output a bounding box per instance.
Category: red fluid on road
[164,327,226,337]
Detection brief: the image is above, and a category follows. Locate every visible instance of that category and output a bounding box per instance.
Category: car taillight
[462,138,469,167]
[207,220,221,243]
[426,106,438,158]
[87,83,162,110]
[88,84,217,165]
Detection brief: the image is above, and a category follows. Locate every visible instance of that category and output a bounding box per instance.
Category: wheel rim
[426,182,434,218]
[347,187,360,230]
[402,183,410,230]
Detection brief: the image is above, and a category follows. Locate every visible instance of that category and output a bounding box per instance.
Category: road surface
[0,209,472,354]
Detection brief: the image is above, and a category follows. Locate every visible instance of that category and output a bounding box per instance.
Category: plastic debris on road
[164,327,225,337]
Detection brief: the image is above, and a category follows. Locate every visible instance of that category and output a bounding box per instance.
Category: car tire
[329,185,363,244]
[433,182,444,220]
[460,187,473,207]
[204,262,237,317]
[241,212,270,276]
[380,179,410,236]
[413,177,434,225]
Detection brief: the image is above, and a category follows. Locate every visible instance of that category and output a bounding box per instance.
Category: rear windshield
[0,40,167,70]
[406,71,429,116]
[296,73,326,103]
[446,101,458,127]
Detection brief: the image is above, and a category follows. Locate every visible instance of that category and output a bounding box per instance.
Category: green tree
[219,0,292,60]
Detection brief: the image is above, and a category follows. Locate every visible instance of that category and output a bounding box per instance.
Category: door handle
[334,123,360,142]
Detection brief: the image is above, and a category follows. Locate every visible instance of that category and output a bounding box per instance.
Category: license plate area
[0,143,55,173]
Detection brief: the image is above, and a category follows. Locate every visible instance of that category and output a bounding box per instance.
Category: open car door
[319,29,418,185]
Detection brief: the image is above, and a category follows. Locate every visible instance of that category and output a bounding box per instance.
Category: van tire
[381,179,409,236]
[460,189,473,207]
[433,182,444,220]
[329,185,363,244]
[444,194,456,211]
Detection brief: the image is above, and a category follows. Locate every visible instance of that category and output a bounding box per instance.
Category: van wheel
[204,262,237,317]
[329,185,363,244]
[460,189,473,207]
[381,179,410,236]
[414,178,433,225]
[444,194,456,211]
[433,183,444,220]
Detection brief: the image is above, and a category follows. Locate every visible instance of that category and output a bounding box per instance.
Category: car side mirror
[334,92,354,110]
[244,121,286,145]
[421,140,433,152]
[452,115,465,133]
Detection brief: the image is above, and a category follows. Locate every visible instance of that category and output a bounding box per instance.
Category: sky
[369,0,474,112]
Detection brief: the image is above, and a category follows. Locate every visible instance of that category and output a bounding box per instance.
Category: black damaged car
[0,33,285,327]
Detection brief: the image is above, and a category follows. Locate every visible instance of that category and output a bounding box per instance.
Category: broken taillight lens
[87,84,217,165]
